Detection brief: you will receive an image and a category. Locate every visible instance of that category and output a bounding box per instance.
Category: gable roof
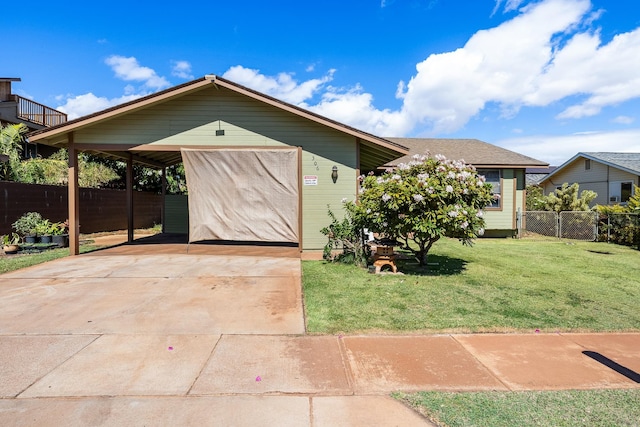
[383,138,548,169]
[542,152,640,183]
[28,75,408,170]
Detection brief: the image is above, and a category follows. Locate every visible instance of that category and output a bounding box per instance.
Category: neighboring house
[0,77,67,158]
[384,138,549,237]
[28,75,408,253]
[526,166,556,186]
[540,152,640,206]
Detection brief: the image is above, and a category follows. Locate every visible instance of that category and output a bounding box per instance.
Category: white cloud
[399,0,593,133]
[218,0,640,139]
[546,29,640,119]
[56,93,142,120]
[491,0,527,16]
[612,116,635,125]
[54,56,171,119]
[496,129,640,165]
[303,86,410,136]
[105,55,170,89]
[222,65,335,104]
[53,0,640,146]
[171,60,194,80]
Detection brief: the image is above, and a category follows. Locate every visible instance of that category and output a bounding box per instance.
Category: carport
[28,75,407,254]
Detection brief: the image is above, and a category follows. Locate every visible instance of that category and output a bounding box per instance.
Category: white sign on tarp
[304,175,318,185]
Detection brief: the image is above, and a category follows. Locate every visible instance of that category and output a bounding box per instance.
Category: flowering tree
[347,154,494,266]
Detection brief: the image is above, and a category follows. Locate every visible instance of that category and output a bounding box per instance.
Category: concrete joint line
[186,334,223,396]
[449,334,513,391]
[15,334,103,398]
[336,336,356,395]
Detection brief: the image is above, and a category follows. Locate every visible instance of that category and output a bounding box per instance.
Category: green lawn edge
[394,389,640,427]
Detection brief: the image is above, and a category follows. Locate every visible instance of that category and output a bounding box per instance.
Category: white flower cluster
[413,194,424,202]
[457,171,472,181]
[382,193,392,202]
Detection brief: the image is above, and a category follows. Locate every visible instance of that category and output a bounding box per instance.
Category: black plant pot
[40,235,52,244]
[25,235,37,244]
[52,234,69,248]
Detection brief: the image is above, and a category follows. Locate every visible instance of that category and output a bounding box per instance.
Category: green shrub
[12,212,44,237]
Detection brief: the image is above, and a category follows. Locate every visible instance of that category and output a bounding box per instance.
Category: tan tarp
[181,148,299,243]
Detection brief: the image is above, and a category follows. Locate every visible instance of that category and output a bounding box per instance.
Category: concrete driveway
[0,239,430,426]
[1,237,638,426]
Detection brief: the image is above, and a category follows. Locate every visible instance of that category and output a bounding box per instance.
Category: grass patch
[0,242,105,275]
[0,228,163,275]
[302,237,640,334]
[394,389,640,427]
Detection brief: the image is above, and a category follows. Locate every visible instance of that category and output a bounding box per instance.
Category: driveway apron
[0,244,431,426]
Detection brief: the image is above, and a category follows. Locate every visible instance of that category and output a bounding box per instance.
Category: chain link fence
[522,210,640,249]
[522,211,557,237]
[523,211,597,241]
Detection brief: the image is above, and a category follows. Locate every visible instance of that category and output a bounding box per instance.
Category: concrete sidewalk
[0,240,638,426]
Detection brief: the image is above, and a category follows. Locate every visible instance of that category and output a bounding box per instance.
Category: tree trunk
[415,237,439,267]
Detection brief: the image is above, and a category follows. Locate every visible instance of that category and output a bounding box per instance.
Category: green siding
[74,86,361,250]
[484,169,516,231]
[301,143,357,249]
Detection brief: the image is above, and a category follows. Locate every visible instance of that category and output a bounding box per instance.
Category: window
[585,159,591,170]
[621,182,633,203]
[609,181,634,204]
[479,169,501,208]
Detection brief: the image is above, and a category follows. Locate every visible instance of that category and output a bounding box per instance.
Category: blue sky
[5,0,640,165]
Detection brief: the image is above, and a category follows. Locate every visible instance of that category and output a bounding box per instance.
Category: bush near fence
[524,210,640,249]
[597,213,640,249]
[0,181,162,235]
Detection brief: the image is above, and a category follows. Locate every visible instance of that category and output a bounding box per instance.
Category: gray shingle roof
[581,152,640,175]
[384,138,548,169]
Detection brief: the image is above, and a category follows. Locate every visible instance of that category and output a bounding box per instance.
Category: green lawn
[0,241,104,274]
[3,235,638,426]
[304,238,640,426]
[302,237,640,334]
[395,389,640,427]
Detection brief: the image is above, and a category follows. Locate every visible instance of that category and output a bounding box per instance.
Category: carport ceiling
[84,142,403,173]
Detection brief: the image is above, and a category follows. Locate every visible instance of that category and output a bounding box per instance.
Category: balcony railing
[14,95,67,127]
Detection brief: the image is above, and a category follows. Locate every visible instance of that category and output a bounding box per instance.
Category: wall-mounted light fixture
[331,165,338,183]
[215,120,225,136]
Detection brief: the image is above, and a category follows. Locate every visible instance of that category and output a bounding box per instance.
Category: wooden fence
[1,181,162,235]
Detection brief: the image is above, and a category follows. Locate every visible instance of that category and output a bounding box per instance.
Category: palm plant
[0,123,28,181]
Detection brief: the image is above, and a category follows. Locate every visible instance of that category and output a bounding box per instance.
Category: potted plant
[12,212,43,243]
[2,233,21,254]
[35,219,53,244]
[50,220,69,248]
